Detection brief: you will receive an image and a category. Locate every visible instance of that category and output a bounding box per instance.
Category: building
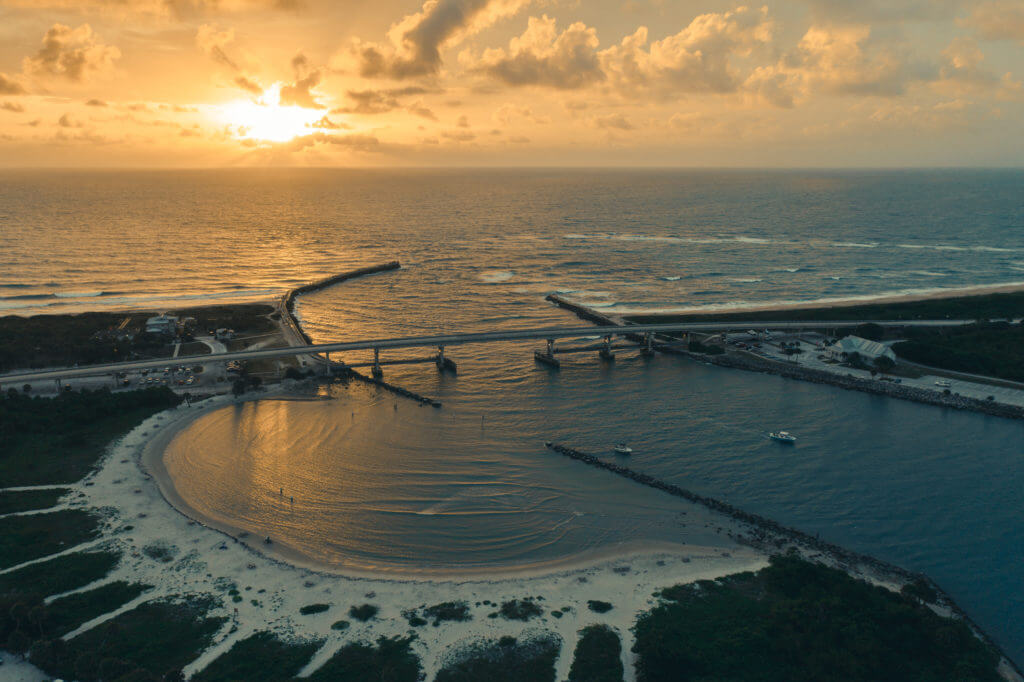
[827,335,896,363]
[145,314,179,337]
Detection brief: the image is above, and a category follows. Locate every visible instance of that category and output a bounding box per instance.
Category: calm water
[3,169,1024,659]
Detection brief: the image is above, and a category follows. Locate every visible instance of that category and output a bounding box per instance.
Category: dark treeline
[0,387,182,485]
[0,304,276,371]
[634,555,1003,682]
[893,322,1024,382]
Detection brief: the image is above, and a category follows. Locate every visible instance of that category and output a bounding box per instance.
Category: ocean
[3,168,1023,659]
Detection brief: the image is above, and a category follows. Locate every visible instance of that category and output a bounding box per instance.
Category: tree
[231,379,246,397]
[875,355,895,372]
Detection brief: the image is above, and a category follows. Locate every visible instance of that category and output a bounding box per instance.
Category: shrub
[299,603,330,616]
[348,604,378,621]
[586,600,613,613]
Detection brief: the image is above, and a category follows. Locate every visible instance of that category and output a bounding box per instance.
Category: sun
[217,85,323,143]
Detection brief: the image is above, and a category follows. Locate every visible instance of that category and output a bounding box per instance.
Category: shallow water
[5,168,1024,659]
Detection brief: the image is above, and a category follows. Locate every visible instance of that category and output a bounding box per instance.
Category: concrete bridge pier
[599,335,615,362]
[436,345,457,374]
[641,331,655,357]
[534,338,560,368]
[371,347,383,379]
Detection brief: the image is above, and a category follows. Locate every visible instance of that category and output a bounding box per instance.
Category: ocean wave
[580,280,1024,315]
[479,270,515,284]
[831,241,879,248]
[729,278,763,283]
[662,276,682,281]
[907,271,949,277]
[897,243,1019,253]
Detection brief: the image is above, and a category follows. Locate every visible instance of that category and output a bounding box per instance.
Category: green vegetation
[0,487,68,514]
[893,322,1024,382]
[569,625,623,682]
[348,603,379,621]
[687,340,725,355]
[29,597,226,682]
[0,387,182,486]
[1,550,122,650]
[0,304,276,371]
[0,509,100,569]
[633,555,1002,682]
[498,598,543,621]
[299,603,330,615]
[623,291,1024,324]
[424,601,471,625]
[330,619,350,631]
[42,581,151,638]
[586,600,613,613]
[305,636,421,682]
[192,631,322,682]
[436,634,561,682]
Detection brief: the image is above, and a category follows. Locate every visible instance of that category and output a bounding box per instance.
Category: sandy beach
[601,280,1024,319]
[26,391,765,680]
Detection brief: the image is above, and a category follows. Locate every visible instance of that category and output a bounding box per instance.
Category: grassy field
[633,555,1003,682]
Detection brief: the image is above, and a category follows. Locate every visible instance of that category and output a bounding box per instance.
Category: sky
[0,0,1022,167]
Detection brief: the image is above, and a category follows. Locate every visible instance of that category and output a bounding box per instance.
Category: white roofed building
[827,335,896,362]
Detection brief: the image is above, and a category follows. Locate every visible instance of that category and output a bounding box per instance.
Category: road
[0,319,975,385]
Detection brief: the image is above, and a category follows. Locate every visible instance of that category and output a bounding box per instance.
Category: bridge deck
[0,319,969,383]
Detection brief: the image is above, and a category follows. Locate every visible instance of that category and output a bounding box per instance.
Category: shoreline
[583,280,1024,319]
[141,391,735,583]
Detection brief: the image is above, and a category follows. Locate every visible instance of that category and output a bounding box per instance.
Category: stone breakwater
[330,366,441,407]
[545,441,1022,675]
[675,348,1024,421]
[281,262,402,345]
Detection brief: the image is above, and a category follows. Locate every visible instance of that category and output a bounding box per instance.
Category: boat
[935,380,952,388]
[613,443,633,455]
[768,431,797,444]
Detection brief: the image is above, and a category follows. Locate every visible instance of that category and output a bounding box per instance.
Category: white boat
[935,380,952,388]
[768,431,797,444]
[613,443,633,455]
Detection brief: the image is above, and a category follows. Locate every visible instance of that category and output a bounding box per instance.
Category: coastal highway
[0,319,973,384]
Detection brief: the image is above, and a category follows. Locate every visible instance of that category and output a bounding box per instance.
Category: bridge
[0,318,969,385]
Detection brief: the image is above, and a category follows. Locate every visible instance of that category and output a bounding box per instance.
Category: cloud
[960,1,1024,43]
[472,15,605,89]
[600,7,774,95]
[332,86,436,116]
[441,129,475,140]
[23,24,121,82]
[2,101,26,113]
[282,132,382,152]
[937,37,998,92]
[196,24,241,71]
[309,114,349,129]
[776,24,926,98]
[802,0,962,23]
[58,112,82,127]
[234,75,263,93]
[1,0,302,20]
[278,53,323,108]
[0,73,28,95]
[591,112,635,130]
[85,98,107,106]
[344,0,530,79]
[467,6,774,94]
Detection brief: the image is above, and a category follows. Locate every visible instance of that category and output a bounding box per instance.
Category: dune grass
[435,633,561,682]
[193,631,323,682]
